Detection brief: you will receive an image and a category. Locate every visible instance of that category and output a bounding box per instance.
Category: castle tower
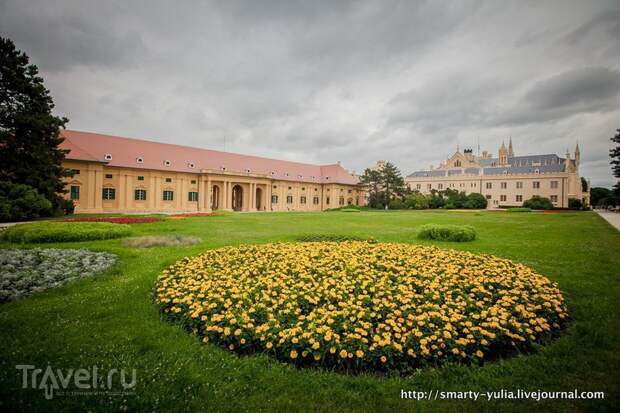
[574,143,580,168]
[499,141,508,166]
[508,137,514,158]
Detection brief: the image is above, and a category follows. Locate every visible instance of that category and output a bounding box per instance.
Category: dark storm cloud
[1,0,619,186]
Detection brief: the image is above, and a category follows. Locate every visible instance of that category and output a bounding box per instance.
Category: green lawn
[0,210,619,412]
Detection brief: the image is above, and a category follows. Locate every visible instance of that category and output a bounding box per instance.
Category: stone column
[249,183,255,211]
[197,175,204,211]
[205,177,212,212]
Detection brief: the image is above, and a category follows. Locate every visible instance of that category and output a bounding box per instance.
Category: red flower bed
[63,216,161,224]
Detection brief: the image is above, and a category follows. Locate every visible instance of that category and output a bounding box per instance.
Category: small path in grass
[596,211,620,231]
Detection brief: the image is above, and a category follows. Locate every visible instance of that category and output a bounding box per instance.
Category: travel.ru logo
[16,364,136,400]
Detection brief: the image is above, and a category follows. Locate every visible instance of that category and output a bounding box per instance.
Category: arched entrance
[255,187,262,211]
[211,185,220,210]
[232,185,243,211]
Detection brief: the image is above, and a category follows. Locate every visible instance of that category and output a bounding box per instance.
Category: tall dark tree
[381,162,406,208]
[0,37,70,211]
[611,128,620,194]
[359,167,383,208]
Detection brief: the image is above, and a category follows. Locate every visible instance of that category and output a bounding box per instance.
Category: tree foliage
[359,162,406,209]
[611,128,620,194]
[0,37,70,215]
[523,196,553,210]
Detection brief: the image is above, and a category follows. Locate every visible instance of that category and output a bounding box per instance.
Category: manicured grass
[0,210,618,412]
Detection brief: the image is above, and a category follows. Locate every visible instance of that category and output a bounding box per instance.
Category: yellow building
[405,139,589,208]
[59,130,365,213]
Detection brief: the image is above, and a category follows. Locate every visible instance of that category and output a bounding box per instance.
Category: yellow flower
[380,356,387,363]
[290,350,298,359]
[339,350,348,358]
[355,350,364,358]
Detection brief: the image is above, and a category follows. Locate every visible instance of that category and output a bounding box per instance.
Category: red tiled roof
[59,130,360,185]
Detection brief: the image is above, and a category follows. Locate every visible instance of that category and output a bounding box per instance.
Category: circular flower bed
[155,242,568,371]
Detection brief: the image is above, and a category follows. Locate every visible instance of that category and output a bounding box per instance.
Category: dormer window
[535,169,540,174]
[245,169,251,173]
[164,160,171,167]
[104,153,113,161]
[188,162,195,168]
[221,166,226,171]
[285,173,289,177]
[136,157,144,164]
[298,174,303,179]
[271,171,276,175]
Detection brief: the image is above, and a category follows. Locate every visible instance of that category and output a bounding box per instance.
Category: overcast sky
[2,1,619,186]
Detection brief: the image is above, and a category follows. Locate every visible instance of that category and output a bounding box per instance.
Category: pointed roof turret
[508,137,514,157]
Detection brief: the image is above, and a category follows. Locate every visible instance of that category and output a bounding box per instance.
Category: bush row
[1,221,131,243]
[417,224,477,242]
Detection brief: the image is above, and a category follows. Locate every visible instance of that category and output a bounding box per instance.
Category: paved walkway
[596,211,620,231]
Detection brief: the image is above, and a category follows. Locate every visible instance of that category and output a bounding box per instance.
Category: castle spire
[508,137,514,158]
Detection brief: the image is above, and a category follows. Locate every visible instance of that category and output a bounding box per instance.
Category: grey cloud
[1,0,619,187]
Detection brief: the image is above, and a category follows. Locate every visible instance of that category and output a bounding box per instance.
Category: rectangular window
[551,181,558,189]
[165,178,172,183]
[300,196,306,204]
[105,174,113,179]
[416,184,421,190]
[137,176,145,181]
[287,195,293,204]
[550,195,558,202]
[516,181,523,189]
[191,180,197,184]
[501,182,507,189]
[339,197,345,205]
[516,195,523,202]
[438,183,443,190]
[71,169,80,175]
[188,191,198,202]
[500,195,507,202]
[163,190,174,201]
[102,188,115,200]
[313,196,319,205]
[135,189,147,201]
[533,181,540,189]
[271,195,278,204]
[427,184,432,190]
[326,196,330,204]
[486,182,492,189]
[348,189,352,193]
[70,186,80,200]
[486,194,492,200]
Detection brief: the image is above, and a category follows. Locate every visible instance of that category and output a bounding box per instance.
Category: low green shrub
[296,234,375,243]
[123,235,201,248]
[507,207,532,212]
[339,208,361,212]
[523,196,553,210]
[1,221,131,243]
[417,224,477,242]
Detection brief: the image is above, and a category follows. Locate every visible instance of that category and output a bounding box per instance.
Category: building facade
[405,139,589,208]
[59,130,365,214]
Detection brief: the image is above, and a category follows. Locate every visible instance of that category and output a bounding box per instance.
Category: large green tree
[611,128,620,194]
[381,162,406,208]
[359,162,407,209]
[359,168,383,208]
[0,37,70,212]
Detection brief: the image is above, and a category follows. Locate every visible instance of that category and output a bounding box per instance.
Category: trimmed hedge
[417,224,477,242]
[1,221,131,243]
[507,207,532,212]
